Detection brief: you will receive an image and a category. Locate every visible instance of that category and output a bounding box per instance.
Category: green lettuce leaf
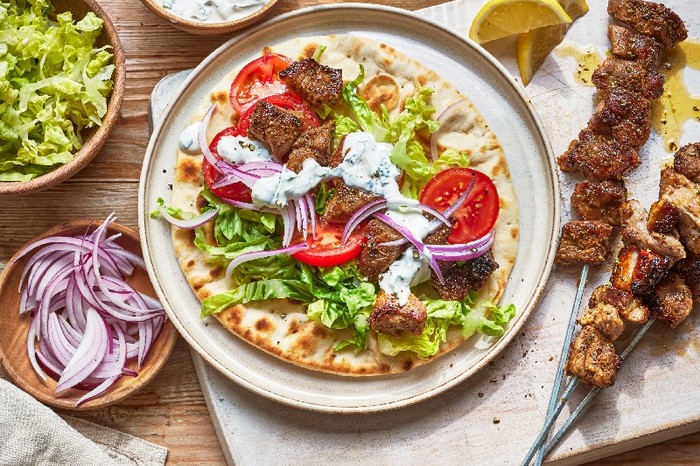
[0,1,114,180]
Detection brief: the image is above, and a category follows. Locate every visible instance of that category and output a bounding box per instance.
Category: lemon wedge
[516,0,588,85]
[468,0,572,44]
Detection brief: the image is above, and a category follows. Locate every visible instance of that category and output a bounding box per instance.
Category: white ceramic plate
[138,4,559,413]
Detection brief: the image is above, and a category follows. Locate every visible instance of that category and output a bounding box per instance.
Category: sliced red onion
[304,193,316,238]
[238,161,284,174]
[158,204,219,230]
[426,230,494,252]
[373,213,445,283]
[429,231,495,261]
[442,173,477,219]
[342,198,388,243]
[199,104,218,167]
[225,243,309,282]
[220,198,260,210]
[19,214,166,406]
[429,99,466,161]
[414,202,452,227]
[280,204,296,247]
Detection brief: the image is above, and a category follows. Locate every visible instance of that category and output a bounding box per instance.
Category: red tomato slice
[419,167,499,244]
[237,94,320,136]
[229,54,295,115]
[292,222,364,267]
[202,126,253,203]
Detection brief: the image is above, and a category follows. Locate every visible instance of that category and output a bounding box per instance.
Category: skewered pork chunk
[674,142,700,183]
[279,58,343,107]
[621,200,685,262]
[647,199,680,234]
[608,24,664,69]
[588,88,651,148]
[592,57,664,101]
[286,121,335,173]
[675,253,700,301]
[431,252,499,301]
[608,0,688,49]
[659,167,700,254]
[323,182,380,224]
[558,130,640,181]
[648,273,693,328]
[248,101,302,158]
[555,220,614,265]
[589,285,649,324]
[369,291,427,336]
[612,244,671,295]
[357,219,405,282]
[566,326,621,387]
[578,303,626,341]
[571,180,627,226]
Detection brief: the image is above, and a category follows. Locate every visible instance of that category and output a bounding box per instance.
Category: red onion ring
[225,243,309,281]
[429,99,466,161]
[342,198,388,243]
[158,204,219,230]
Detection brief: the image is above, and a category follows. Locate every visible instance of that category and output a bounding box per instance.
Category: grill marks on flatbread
[171,35,519,376]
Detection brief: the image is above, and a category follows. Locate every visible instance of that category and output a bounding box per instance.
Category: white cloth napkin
[0,379,167,466]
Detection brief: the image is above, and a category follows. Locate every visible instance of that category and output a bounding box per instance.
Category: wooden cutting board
[149,1,700,464]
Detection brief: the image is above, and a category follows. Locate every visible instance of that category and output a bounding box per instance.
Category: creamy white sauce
[252,158,331,208]
[178,123,201,154]
[379,248,430,306]
[161,0,267,23]
[217,135,271,165]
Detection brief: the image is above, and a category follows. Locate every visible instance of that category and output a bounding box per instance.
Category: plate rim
[138,2,560,413]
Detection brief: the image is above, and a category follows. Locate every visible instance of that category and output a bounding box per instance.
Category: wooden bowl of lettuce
[0,0,125,195]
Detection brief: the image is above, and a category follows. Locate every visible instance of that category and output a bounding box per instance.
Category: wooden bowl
[140,0,280,36]
[0,219,178,411]
[0,0,125,196]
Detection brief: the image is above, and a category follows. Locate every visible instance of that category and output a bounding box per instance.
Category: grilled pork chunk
[369,291,427,336]
[571,180,627,226]
[431,252,499,302]
[588,88,651,148]
[608,24,664,69]
[659,167,700,254]
[357,219,405,282]
[608,0,688,49]
[555,220,614,265]
[592,57,664,101]
[566,326,621,387]
[647,199,680,234]
[248,101,302,158]
[279,58,343,107]
[612,244,671,295]
[674,142,700,183]
[675,253,700,301]
[621,200,685,262]
[578,303,626,341]
[558,130,640,181]
[323,182,380,224]
[286,121,335,173]
[589,285,649,324]
[648,273,693,328]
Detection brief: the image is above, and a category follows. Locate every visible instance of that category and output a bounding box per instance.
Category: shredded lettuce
[378,292,516,359]
[0,0,114,181]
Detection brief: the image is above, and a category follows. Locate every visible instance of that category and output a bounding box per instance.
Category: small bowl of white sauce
[141,0,279,35]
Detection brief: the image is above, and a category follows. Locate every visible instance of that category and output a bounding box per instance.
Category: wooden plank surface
[1,0,699,464]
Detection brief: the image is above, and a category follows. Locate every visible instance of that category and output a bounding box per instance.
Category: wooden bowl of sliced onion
[0,216,177,410]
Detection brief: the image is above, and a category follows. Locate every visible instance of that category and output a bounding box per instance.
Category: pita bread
[170,35,519,375]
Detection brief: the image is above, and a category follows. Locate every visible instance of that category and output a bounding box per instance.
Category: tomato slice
[237,94,320,136]
[292,222,364,267]
[230,54,295,115]
[202,126,253,202]
[419,167,499,244]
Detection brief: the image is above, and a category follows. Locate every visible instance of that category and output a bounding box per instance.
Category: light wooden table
[1,0,699,464]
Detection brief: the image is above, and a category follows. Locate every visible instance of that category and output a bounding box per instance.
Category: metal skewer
[522,264,589,466]
[532,264,590,466]
[540,318,657,458]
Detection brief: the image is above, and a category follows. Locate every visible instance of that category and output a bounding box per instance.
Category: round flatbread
[170,35,519,375]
